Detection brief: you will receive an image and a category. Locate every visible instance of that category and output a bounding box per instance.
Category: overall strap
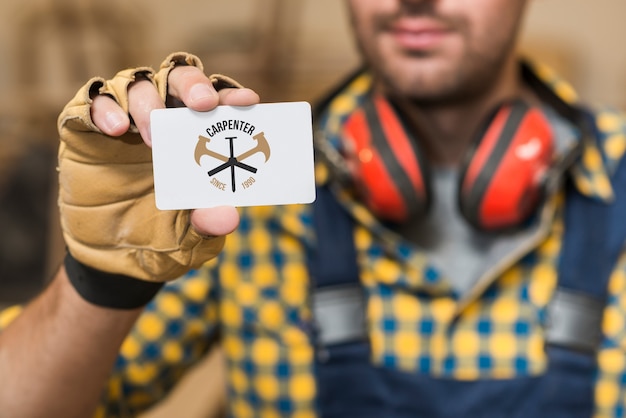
[529,180,607,417]
[308,185,359,288]
[545,178,617,352]
[309,186,366,347]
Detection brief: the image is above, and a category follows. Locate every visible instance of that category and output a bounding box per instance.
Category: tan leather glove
[58,52,242,282]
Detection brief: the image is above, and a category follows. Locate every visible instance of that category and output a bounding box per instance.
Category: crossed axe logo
[194,132,271,192]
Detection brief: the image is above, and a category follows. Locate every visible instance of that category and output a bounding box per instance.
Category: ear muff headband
[343,95,429,222]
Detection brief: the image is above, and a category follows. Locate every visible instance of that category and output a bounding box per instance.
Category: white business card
[151,102,316,210]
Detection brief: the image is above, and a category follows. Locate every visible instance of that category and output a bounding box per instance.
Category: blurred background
[0,0,624,416]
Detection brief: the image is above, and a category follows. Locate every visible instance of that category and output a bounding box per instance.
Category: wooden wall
[0,0,624,111]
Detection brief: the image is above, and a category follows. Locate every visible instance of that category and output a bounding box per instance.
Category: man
[2,0,626,417]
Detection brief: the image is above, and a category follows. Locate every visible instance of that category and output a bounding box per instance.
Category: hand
[91,64,259,236]
[58,52,259,281]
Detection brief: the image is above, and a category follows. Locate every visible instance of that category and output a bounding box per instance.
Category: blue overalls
[308,127,626,417]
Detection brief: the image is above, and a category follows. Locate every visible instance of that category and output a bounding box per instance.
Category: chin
[376,54,497,105]
[379,71,456,103]
[377,53,450,90]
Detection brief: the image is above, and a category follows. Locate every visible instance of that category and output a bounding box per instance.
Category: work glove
[57,52,242,286]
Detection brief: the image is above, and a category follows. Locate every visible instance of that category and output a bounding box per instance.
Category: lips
[388,18,452,51]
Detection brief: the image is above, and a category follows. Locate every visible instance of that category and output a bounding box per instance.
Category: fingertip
[138,124,153,147]
[91,95,128,136]
[239,88,261,103]
[106,111,130,134]
[190,206,240,237]
[187,83,220,111]
[169,66,221,111]
[218,88,261,106]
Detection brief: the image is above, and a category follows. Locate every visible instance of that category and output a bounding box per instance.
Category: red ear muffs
[342,95,430,222]
[341,95,553,229]
[458,100,553,230]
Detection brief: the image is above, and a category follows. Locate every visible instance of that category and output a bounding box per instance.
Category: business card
[151,102,316,210]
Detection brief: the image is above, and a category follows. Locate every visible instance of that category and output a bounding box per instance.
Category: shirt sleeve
[93,263,221,417]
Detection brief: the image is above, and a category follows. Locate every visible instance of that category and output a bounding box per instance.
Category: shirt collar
[528,60,618,203]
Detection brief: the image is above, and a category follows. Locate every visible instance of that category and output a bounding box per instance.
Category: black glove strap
[64,252,164,310]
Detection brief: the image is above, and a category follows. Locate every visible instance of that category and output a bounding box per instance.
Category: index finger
[167,66,220,111]
[168,66,261,111]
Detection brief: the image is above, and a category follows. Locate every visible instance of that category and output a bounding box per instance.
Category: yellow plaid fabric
[3,63,626,417]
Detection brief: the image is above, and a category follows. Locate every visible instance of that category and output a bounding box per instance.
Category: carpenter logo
[194,119,271,193]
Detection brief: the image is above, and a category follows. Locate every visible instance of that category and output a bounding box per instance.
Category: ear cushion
[342,95,430,222]
[458,100,554,230]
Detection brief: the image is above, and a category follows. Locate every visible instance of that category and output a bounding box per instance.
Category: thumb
[190,206,240,237]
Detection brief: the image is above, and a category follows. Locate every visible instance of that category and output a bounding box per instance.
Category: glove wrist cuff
[64,252,164,310]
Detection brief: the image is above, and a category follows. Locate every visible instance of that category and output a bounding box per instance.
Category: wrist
[64,252,163,310]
